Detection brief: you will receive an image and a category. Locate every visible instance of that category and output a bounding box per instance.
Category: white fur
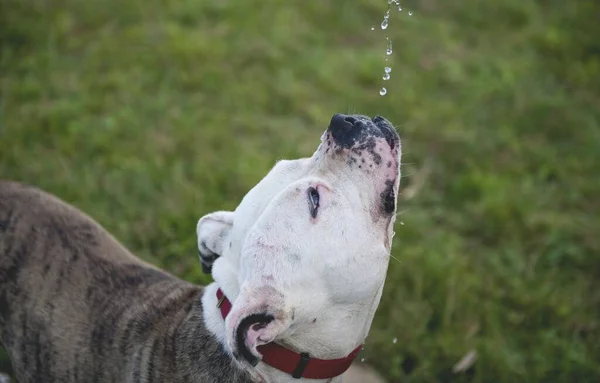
[198,119,401,383]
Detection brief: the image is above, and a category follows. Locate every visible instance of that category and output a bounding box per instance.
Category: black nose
[328,113,364,149]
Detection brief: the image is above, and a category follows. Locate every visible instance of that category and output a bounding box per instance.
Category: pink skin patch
[245,322,274,351]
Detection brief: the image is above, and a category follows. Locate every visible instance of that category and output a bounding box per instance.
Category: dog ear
[196,211,234,274]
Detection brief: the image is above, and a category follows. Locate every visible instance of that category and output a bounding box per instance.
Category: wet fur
[0,181,252,383]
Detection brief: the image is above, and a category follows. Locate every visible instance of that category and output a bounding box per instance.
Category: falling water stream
[374,0,413,97]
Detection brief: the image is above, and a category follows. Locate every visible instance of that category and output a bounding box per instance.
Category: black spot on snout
[381,180,396,215]
[373,115,399,150]
[235,313,274,367]
[373,152,382,165]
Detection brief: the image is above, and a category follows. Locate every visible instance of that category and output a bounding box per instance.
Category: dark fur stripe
[0,181,253,383]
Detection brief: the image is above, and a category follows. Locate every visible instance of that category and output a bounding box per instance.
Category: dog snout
[327,113,399,152]
[328,113,368,149]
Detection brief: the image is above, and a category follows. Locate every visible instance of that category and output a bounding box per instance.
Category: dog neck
[201,262,380,383]
[201,283,348,383]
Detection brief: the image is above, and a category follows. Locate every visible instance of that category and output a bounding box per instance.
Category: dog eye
[307,187,320,218]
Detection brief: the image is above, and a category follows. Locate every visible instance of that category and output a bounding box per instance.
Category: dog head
[197,114,401,369]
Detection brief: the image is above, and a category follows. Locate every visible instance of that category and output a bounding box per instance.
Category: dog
[0,113,401,382]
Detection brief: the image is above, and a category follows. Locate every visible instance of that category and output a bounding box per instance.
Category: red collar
[216,288,362,379]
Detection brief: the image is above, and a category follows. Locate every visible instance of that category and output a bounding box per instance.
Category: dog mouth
[234,313,275,366]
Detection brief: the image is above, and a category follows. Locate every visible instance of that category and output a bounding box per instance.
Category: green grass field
[1,0,599,381]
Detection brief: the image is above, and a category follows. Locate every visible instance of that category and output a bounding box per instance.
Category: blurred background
[1,0,599,382]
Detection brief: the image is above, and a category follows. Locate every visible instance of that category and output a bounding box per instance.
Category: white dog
[0,113,399,383]
[197,113,401,382]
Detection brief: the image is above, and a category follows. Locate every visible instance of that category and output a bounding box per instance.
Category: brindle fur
[0,180,252,383]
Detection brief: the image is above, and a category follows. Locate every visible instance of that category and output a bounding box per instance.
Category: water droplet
[379,87,387,96]
[393,338,398,344]
[386,38,393,55]
[370,26,375,31]
[400,221,404,225]
[381,9,390,30]
[408,10,413,16]
[385,66,392,74]
[361,358,365,362]
[383,73,390,80]
[398,5,403,11]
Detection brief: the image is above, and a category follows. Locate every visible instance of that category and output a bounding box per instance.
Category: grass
[1,0,599,381]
